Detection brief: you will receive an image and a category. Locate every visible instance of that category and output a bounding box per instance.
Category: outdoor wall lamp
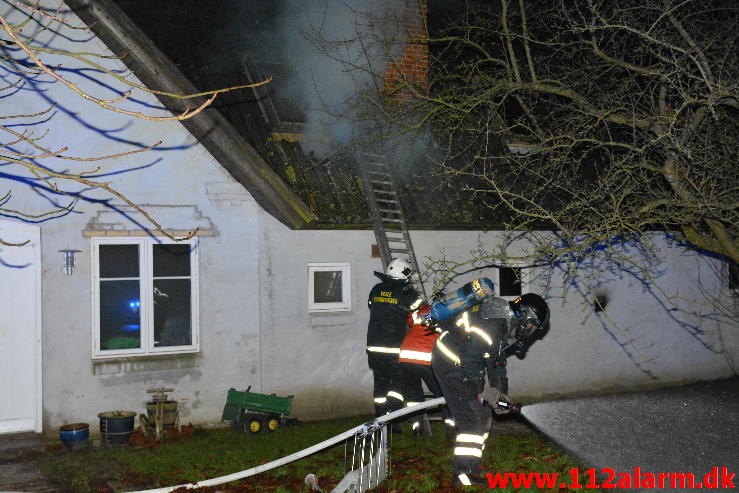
[59,249,81,276]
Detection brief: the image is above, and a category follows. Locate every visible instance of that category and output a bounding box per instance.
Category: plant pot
[98,411,136,447]
[59,422,89,451]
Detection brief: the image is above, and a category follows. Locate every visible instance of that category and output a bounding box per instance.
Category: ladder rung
[376,198,398,204]
[382,218,403,223]
[379,208,401,214]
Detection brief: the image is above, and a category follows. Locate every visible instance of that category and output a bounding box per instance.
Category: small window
[497,266,527,298]
[308,263,351,312]
[92,237,199,358]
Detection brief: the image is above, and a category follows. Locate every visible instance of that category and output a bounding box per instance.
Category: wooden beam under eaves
[64,0,317,229]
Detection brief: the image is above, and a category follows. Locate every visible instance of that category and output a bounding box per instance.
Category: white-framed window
[308,262,351,312]
[91,237,199,358]
[494,265,529,299]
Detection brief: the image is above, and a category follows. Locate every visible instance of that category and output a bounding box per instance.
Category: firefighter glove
[493,393,513,415]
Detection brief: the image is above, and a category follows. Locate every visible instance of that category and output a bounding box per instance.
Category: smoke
[109,0,433,166]
[220,0,409,157]
[281,0,405,156]
[111,0,433,166]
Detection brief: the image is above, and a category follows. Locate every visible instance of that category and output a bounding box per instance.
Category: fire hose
[126,397,447,493]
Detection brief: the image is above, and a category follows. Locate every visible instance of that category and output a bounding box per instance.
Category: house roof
[66,0,503,230]
[65,0,318,230]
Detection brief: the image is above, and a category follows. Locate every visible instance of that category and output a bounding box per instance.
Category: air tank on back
[428,277,495,321]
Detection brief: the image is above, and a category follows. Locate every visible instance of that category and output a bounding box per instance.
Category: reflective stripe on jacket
[398,319,438,366]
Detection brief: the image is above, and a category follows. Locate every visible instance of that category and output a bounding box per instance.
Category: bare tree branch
[1,1,263,244]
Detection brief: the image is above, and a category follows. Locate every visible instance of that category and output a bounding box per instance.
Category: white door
[0,220,42,433]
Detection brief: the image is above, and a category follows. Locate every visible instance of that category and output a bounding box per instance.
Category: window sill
[92,352,202,375]
[309,313,355,327]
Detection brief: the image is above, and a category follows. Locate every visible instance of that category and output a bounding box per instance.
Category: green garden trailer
[221,387,294,433]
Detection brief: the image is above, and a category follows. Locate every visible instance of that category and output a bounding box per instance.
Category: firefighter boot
[453,472,487,488]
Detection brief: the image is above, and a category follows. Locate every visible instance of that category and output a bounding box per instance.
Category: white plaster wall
[260,225,737,419]
[257,223,381,419]
[411,231,737,398]
[2,2,264,432]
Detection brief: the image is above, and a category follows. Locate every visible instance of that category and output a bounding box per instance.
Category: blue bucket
[59,422,89,451]
[98,411,136,447]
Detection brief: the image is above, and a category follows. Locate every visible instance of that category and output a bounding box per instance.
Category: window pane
[498,267,522,297]
[314,270,343,303]
[100,244,139,278]
[99,280,141,350]
[153,244,191,277]
[153,279,192,347]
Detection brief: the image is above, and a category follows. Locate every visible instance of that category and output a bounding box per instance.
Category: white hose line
[127,397,446,493]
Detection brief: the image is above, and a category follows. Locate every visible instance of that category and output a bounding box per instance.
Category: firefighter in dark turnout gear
[431,293,549,487]
[367,259,422,417]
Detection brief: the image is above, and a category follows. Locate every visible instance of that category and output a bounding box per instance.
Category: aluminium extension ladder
[358,152,427,299]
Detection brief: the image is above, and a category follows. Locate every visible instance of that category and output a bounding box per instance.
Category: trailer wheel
[266,416,280,432]
[244,415,262,434]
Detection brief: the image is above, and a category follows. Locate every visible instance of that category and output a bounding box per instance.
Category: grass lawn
[38,414,595,492]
